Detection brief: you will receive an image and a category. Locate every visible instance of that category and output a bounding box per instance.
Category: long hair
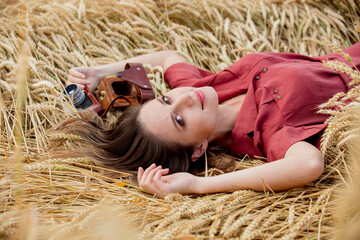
[53,106,195,174]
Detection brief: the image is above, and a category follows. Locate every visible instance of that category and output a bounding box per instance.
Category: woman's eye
[175,115,185,126]
[162,96,170,104]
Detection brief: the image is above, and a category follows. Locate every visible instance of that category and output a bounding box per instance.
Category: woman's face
[139,86,219,146]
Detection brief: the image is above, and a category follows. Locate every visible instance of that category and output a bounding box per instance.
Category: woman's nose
[172,93,193,110]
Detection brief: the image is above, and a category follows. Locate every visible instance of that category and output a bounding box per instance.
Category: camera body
[96,63,154,109]
[63,84,104,115]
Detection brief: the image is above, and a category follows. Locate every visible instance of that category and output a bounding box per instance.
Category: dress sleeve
[319,42,360,65]
[164,62,215,88]
[315,42,360,86]
[266,124,327,162]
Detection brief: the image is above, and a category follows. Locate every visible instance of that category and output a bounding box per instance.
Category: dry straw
[0,0,360,239]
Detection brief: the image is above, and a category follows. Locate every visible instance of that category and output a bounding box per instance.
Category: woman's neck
[207,94,246,146]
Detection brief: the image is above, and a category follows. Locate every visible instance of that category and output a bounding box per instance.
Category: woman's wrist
[93,61,132,80]
[192,176,210,194]
[191,175,232,195]
[94,65,110,79]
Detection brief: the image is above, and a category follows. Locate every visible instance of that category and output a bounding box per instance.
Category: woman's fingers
[67,75,90,85]
[152,169,170,198]
[69,68,85,79]
[137,167,144,182]
[138,164,171,198]
[145,165,162,183]
[154,168,169,181]
[140,164,156,184]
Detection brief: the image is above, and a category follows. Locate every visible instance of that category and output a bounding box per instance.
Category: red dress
[164,43,360,162]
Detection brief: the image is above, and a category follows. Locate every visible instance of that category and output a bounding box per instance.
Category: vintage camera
[64,63,155,117]
[63,84,104,115]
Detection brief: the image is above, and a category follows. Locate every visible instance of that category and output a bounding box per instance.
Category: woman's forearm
[193,153,324,194]
[94,50,185,78]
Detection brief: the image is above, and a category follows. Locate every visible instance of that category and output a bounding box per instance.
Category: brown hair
[54,106,195,174]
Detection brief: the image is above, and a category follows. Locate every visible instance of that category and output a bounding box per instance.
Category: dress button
[262,68,267,73]
[277,95,282,99]
[295,60,300,63]
[273,89,278,94]
[255,75,260,80]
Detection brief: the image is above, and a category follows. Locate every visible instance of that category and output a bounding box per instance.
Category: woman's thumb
[161,174,170,183]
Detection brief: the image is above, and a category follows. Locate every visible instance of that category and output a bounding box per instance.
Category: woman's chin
[201,87,219,131]
[203,86,219,110]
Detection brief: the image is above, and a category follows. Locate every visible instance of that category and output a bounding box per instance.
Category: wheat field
[1,0,360,239]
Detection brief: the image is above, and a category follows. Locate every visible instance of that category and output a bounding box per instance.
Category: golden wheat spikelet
[240,208,269,239]
[209,218,221,237]
[155,201,193,231]
[183,198,215,217]
[223,214,252,238]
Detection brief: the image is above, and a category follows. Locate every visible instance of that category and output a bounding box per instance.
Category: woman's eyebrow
[156,98,181,132]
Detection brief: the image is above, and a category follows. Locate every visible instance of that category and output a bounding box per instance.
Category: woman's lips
[194,89,205,109]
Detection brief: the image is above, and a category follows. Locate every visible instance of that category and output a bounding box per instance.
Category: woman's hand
[66,66,101,92]
[137,164,198,198]
[65,51,186,92]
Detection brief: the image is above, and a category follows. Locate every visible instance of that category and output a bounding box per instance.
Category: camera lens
[64,84,86,107]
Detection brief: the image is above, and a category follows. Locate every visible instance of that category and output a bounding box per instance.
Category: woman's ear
[191,139,208,162]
